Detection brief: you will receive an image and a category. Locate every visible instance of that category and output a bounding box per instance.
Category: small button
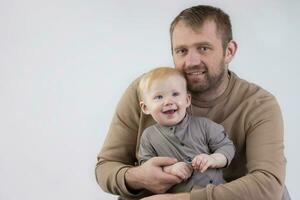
[209,180,213,184]
[184,156,192,165]
[186,156,192,162]
[180,142,185,146]
[170,127,174,131]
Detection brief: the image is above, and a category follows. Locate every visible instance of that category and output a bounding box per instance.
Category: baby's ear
[186,93,191,107]
[140,101,150,115]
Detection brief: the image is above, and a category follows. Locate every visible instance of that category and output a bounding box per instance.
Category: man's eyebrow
[196,42,213,46]
[173,42,213,50]
[173,45,186,51]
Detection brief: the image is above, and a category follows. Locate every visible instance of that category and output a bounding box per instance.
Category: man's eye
[154,95,163,100]
[199,46,209,52]
[175,49,187,55]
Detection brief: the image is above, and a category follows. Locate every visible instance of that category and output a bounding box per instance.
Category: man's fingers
[161,172,182,184]
[151,157,178,166]
[182,168,192,180]
[182,166,191,179]
[175,169,186,180]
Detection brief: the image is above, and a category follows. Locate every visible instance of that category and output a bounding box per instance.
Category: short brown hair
[138,67,186,99]
[170,5,232,50]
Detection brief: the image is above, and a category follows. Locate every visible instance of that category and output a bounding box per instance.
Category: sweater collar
[191,70,237,108]
[155,113,190,135]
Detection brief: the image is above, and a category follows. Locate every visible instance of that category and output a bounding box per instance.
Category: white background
[0,0,299,199]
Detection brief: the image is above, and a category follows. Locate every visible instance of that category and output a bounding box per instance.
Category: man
[96,5,289,200]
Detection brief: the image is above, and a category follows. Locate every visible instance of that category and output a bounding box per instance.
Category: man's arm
[189,97,286,199]
[95,78,142,197]
[141,193,190,200]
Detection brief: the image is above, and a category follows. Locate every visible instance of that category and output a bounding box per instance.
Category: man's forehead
[171,20,221,47]
[173,20,218,35]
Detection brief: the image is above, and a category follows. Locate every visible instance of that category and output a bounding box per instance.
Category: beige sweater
[96,71,286,200]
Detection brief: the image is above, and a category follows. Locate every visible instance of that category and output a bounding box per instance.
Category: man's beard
[186,63,227,94]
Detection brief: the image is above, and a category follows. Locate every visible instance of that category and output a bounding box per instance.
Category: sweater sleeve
[204,119,235,166]
[137,127,158,165]
[95,77,146,198]
[190,96,286,200]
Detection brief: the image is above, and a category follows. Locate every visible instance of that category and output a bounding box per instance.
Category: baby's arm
[163,162,193,180]
[192,153,226,173]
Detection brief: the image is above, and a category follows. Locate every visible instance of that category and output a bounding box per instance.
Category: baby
[138,67,235,192]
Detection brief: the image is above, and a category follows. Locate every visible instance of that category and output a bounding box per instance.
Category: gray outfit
[138,114,235,192]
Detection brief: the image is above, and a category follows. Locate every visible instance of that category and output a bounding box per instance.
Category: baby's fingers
[200,161,210,173]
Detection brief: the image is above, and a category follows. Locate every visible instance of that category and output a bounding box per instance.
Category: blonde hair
[138,67,186,99]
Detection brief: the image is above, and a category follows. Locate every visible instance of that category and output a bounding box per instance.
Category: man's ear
[140,101,150,115]
[186,93,191,107]
[224,40,238,64]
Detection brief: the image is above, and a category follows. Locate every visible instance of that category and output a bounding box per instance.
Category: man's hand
[141,192,190,200]
[163,161,193,180]
[125,157,182,194]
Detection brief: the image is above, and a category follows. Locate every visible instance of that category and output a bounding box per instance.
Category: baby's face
[142,74,191,126]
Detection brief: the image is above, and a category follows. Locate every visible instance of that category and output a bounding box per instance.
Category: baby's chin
[158,119,181,127]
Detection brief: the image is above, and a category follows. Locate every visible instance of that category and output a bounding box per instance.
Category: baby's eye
[154,95,163,100]
[172,92,180,97]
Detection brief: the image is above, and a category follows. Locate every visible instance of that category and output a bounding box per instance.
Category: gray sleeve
[204,118,235,166]
[137,127,157,165]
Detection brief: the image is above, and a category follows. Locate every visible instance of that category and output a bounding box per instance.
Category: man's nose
[185,50,201,68]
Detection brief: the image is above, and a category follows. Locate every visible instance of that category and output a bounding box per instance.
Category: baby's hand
[163,162,193,181]
[192,154,217,173]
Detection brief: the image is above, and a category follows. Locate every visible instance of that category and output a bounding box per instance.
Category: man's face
[141,75,191,126]
[171,20,229,93]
